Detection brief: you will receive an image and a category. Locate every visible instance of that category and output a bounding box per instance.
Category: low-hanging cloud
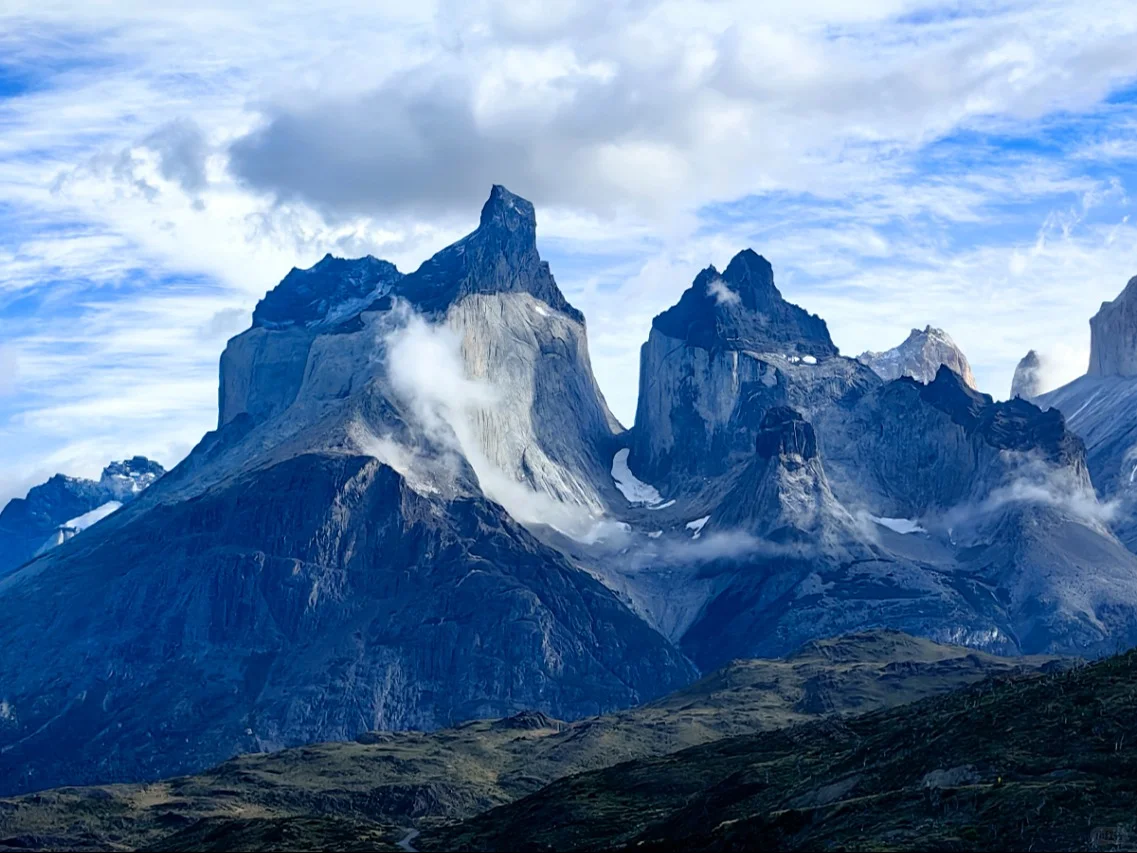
[942,454,1119,532]
[707,277,741,306]
[381,304,629,543]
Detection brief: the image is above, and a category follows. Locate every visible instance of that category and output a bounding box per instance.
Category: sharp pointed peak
[479,184,537,232]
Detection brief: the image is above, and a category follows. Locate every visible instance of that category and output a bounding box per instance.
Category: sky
[3,0,1137,501]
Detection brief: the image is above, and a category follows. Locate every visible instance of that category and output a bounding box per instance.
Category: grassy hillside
[429,648,1137,852]
[0,631,1062,852]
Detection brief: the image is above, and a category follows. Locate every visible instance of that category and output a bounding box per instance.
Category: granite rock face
[858,326,977,389]
[1011,349,1043,401]
[631,252,865,489]
[0,457,164,574]
[1036,274,1137,550]
[1088,275,1137,377]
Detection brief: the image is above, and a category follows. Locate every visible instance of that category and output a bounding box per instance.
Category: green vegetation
[0,631,1064,852]
[430,648,1137,852]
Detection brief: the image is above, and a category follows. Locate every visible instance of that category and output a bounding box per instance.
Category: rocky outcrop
[651,251,837,357]
[254,255,402,329]
[631,252,869,489]
[385,185,584,323]
[0,457,164,574]
[1088,275,1137,377]
[858,326,976,389]
[1011,350,1042,401]
[1037,275,1137,550]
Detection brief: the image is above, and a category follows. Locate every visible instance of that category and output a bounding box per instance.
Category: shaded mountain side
[0,632,1066,852]
[0,452,692,798]
[430,648,1137,853]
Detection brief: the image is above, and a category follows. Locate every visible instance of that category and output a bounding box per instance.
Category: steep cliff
[1038,274,1137,549]
[1088,275,1137,377]
[631,251,871,490]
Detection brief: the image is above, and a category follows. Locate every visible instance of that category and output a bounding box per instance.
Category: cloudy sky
[2,0,1137,500]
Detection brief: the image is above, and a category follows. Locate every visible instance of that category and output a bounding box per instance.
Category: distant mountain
[1010,349,1042,400]
[0,631,1067,851]
[858,325,977,388]
[0,456,164,574]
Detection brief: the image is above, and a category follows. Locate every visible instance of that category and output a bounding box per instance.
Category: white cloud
[707,277,741,305]
[2,0,1137,485]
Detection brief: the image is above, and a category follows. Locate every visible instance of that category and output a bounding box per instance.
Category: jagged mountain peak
[917,365,1079,463]
[385,185,583,323]
[721,249,778,303]
[651,251,837,357]
[0,456,166,574]
[858,325,976,388]
[1088,273,1137,377]
[253,253,402,329]
[479,184,537,234]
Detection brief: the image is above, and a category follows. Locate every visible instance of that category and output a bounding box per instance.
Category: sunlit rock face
[1088,275,1137,377]
[1037,274,1137,551]
[630,250,857,490]
[858,326,977,389]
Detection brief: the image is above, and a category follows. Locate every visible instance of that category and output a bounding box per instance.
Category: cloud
[143,119,210,194]
[381,304,629,543]
[707,277,740,306]
[942,454,1119,531]
[226,1,1137,224]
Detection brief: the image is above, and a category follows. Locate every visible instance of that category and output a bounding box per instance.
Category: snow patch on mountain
[686,515,711,538]
[870,515,926,535]
[611,449,664,506]
[64,501,123,531]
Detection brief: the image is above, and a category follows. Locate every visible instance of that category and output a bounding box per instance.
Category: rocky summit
[4,187,1137,802]
[858,325,977,388]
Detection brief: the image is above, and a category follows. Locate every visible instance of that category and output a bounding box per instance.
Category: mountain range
[3,185,1137,798]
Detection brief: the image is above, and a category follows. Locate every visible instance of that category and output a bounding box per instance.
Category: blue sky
[3,0,1137,500]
